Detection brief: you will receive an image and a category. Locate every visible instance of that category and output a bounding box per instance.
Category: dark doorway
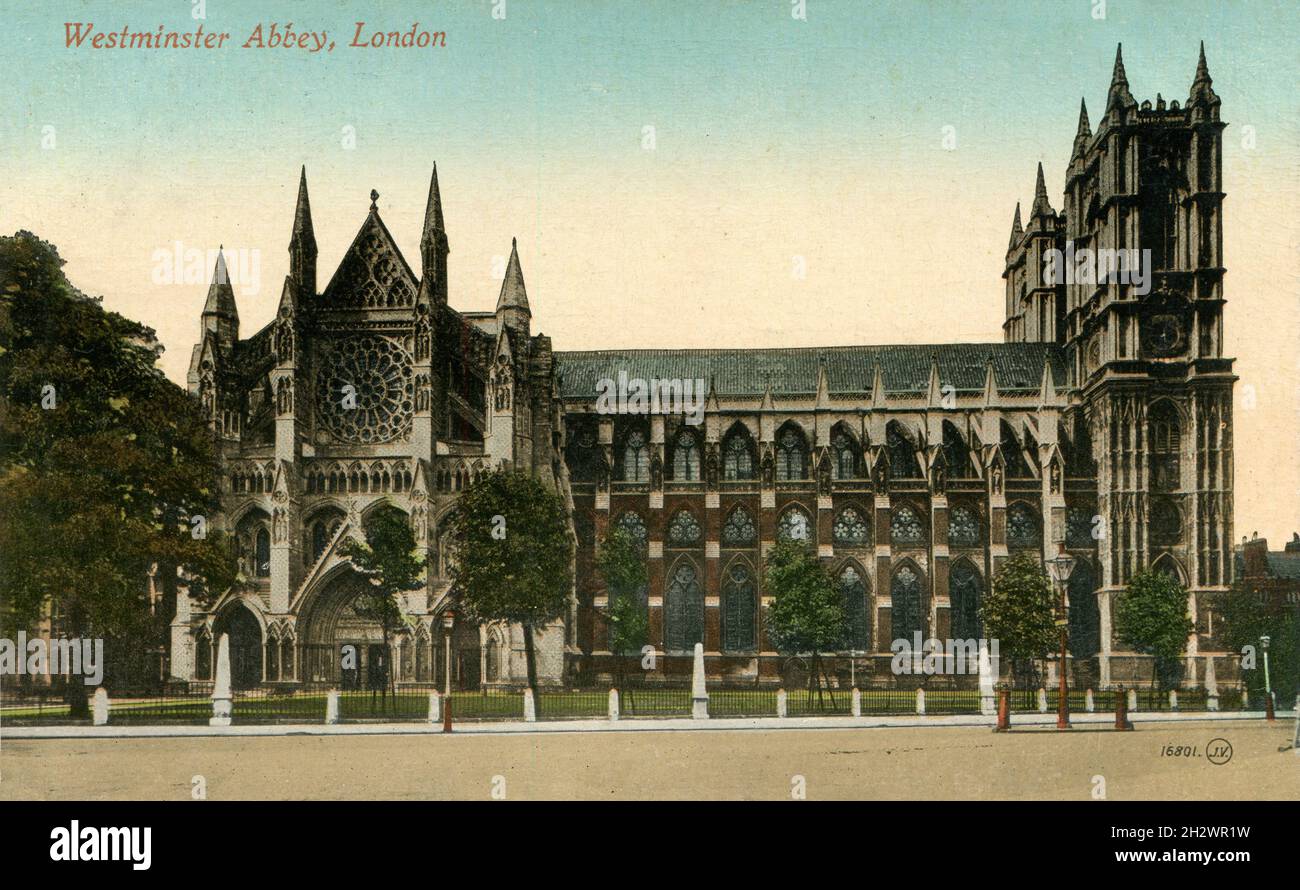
[216,605,263,689]
[366,644,389,691]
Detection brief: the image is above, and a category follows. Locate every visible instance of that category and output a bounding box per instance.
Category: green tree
[447,469,573,710]
[763,539,846,706]
[0,232,236,715]
[340,502,425,705]
[1213,580,1296,706]
[594,525,648,672]
[1113,569,1194,691]
[980,552,1056,690]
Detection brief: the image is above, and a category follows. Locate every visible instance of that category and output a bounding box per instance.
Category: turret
[201,247,239,345]
[289,166,317,296]
[496,237,531,334]
[418,163,449,305]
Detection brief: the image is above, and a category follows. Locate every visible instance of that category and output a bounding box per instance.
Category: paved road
[1,720,1295,800]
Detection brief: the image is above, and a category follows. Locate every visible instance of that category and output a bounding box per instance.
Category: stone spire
[289,166,317,295]
[1070,98,1092,161]
[203,247,238,322]
[1029,162,1054,220]
[418,164,450,305]
[1188,41,1219,107]
[496,238,531,330]
[1008,203,1023,250]
[1106,43,1135,113]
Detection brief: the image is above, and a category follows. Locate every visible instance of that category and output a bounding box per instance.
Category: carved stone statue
[991,465,1003,494]
[1050,461,1061,494]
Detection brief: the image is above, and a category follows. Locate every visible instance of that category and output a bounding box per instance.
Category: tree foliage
[595,526,647,657]
[0,232,236,697]
[764,540,846,656]
[446,469,573,693]
[980,552,1056,686]
[1113,568,1194,689]
[1216,580,1298,705]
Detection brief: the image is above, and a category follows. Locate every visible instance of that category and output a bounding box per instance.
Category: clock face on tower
[314,335,414,444]
[1141,312,1188,358]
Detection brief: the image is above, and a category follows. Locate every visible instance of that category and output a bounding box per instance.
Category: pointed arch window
[891,565,924,642]
[672,430,701,481]
[722,564,757,652]
[839,565,870,650]
[1149,402,1181,493]
[890,505,924,546]
[887,423,921,478]
[833,507,870,546]
[777,506,812,542]
[832,431,858,479]
[948,561,983,640]
[776,427,808,481]
[722,506,757,546]
[667,510,702,546]
[1150,498,1183,545]
[723,429,755,480]
[1007,503,1041,548]
[665,562,704,654]
[948,506,979,547]
[622,430,650,483]
[1066,506,1095,548]
[255,527,271,577]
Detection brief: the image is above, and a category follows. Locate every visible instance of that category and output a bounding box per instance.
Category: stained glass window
[1007,503,1040,547]
[722,564,756,652]
[722,506,756,546]
[887,423,921,478]
[314,335,414,445]
[891,505,924,545]
[776,428,808,481]
[891,565,924,642]
[616,512,648,549]
[667,510,702,546]
[948,561,982,640]
[723,431,754,480]
[778,506,811,542]
[665,562,704,653]
[622,430,650,482]
[833,507,869,546]
[672,430,701,481]
[1066,507,1095,548]
[948,506,979,547]
[833,431,857,479]
[840,566,870,650]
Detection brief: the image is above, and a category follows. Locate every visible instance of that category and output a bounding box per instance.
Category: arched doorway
[214,603,263,689]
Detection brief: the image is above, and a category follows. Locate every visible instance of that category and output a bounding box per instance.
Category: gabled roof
[320,203,419,308]
[554,342,1067,400]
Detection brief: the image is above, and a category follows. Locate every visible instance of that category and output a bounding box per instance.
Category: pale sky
[2,0,1297,544]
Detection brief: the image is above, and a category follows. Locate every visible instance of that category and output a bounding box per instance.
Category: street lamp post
[1047,554,1077,731]
[1260,635,1272,709]
[442,610,455,697]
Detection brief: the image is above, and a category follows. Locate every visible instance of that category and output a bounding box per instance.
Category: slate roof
[1267,553,1300,581]
[554,342,1067,400]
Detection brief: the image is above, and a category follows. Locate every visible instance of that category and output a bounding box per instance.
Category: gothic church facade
[175,45,1235,690]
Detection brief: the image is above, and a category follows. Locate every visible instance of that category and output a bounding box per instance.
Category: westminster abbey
[173,44,1236,690]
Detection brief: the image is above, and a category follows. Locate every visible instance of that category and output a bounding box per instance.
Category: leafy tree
[447,469,573,710]
[980,552,1056,690]
[0,232,236,715]
[594,525,648,683]
[763,539,846,706]
[1213,580,1296,706]
[340,502,425,704]
[1113,569,1194,691]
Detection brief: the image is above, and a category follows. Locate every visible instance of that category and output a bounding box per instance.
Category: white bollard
[776,688,787,718]
[1169,689,1179,711]
[209,633,233,727]
[92,687,109,726]
[1085,688,1095,713]
[1204,656,1219,711]
[1127,688,1139,713]
[325,689,340,724]
[427,690,441,724]
[852,687,861,718]
[523,687,536,722]
[691,643,709,719]
[608,688,620,721]
[915,688,926,715]
[1037,687,1048,713]
[978,641,997,716]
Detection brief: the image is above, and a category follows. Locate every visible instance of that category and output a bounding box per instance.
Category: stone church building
[173,44,1236,691]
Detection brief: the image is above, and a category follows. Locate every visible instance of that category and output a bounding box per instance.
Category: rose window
[315,335,413,444]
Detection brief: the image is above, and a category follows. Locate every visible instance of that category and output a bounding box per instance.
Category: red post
[1114,686,1133,732]
[443,695,453,733]
[995,686,1010,732]
[1056,626,1071,730]
[1265,690,1276,722]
